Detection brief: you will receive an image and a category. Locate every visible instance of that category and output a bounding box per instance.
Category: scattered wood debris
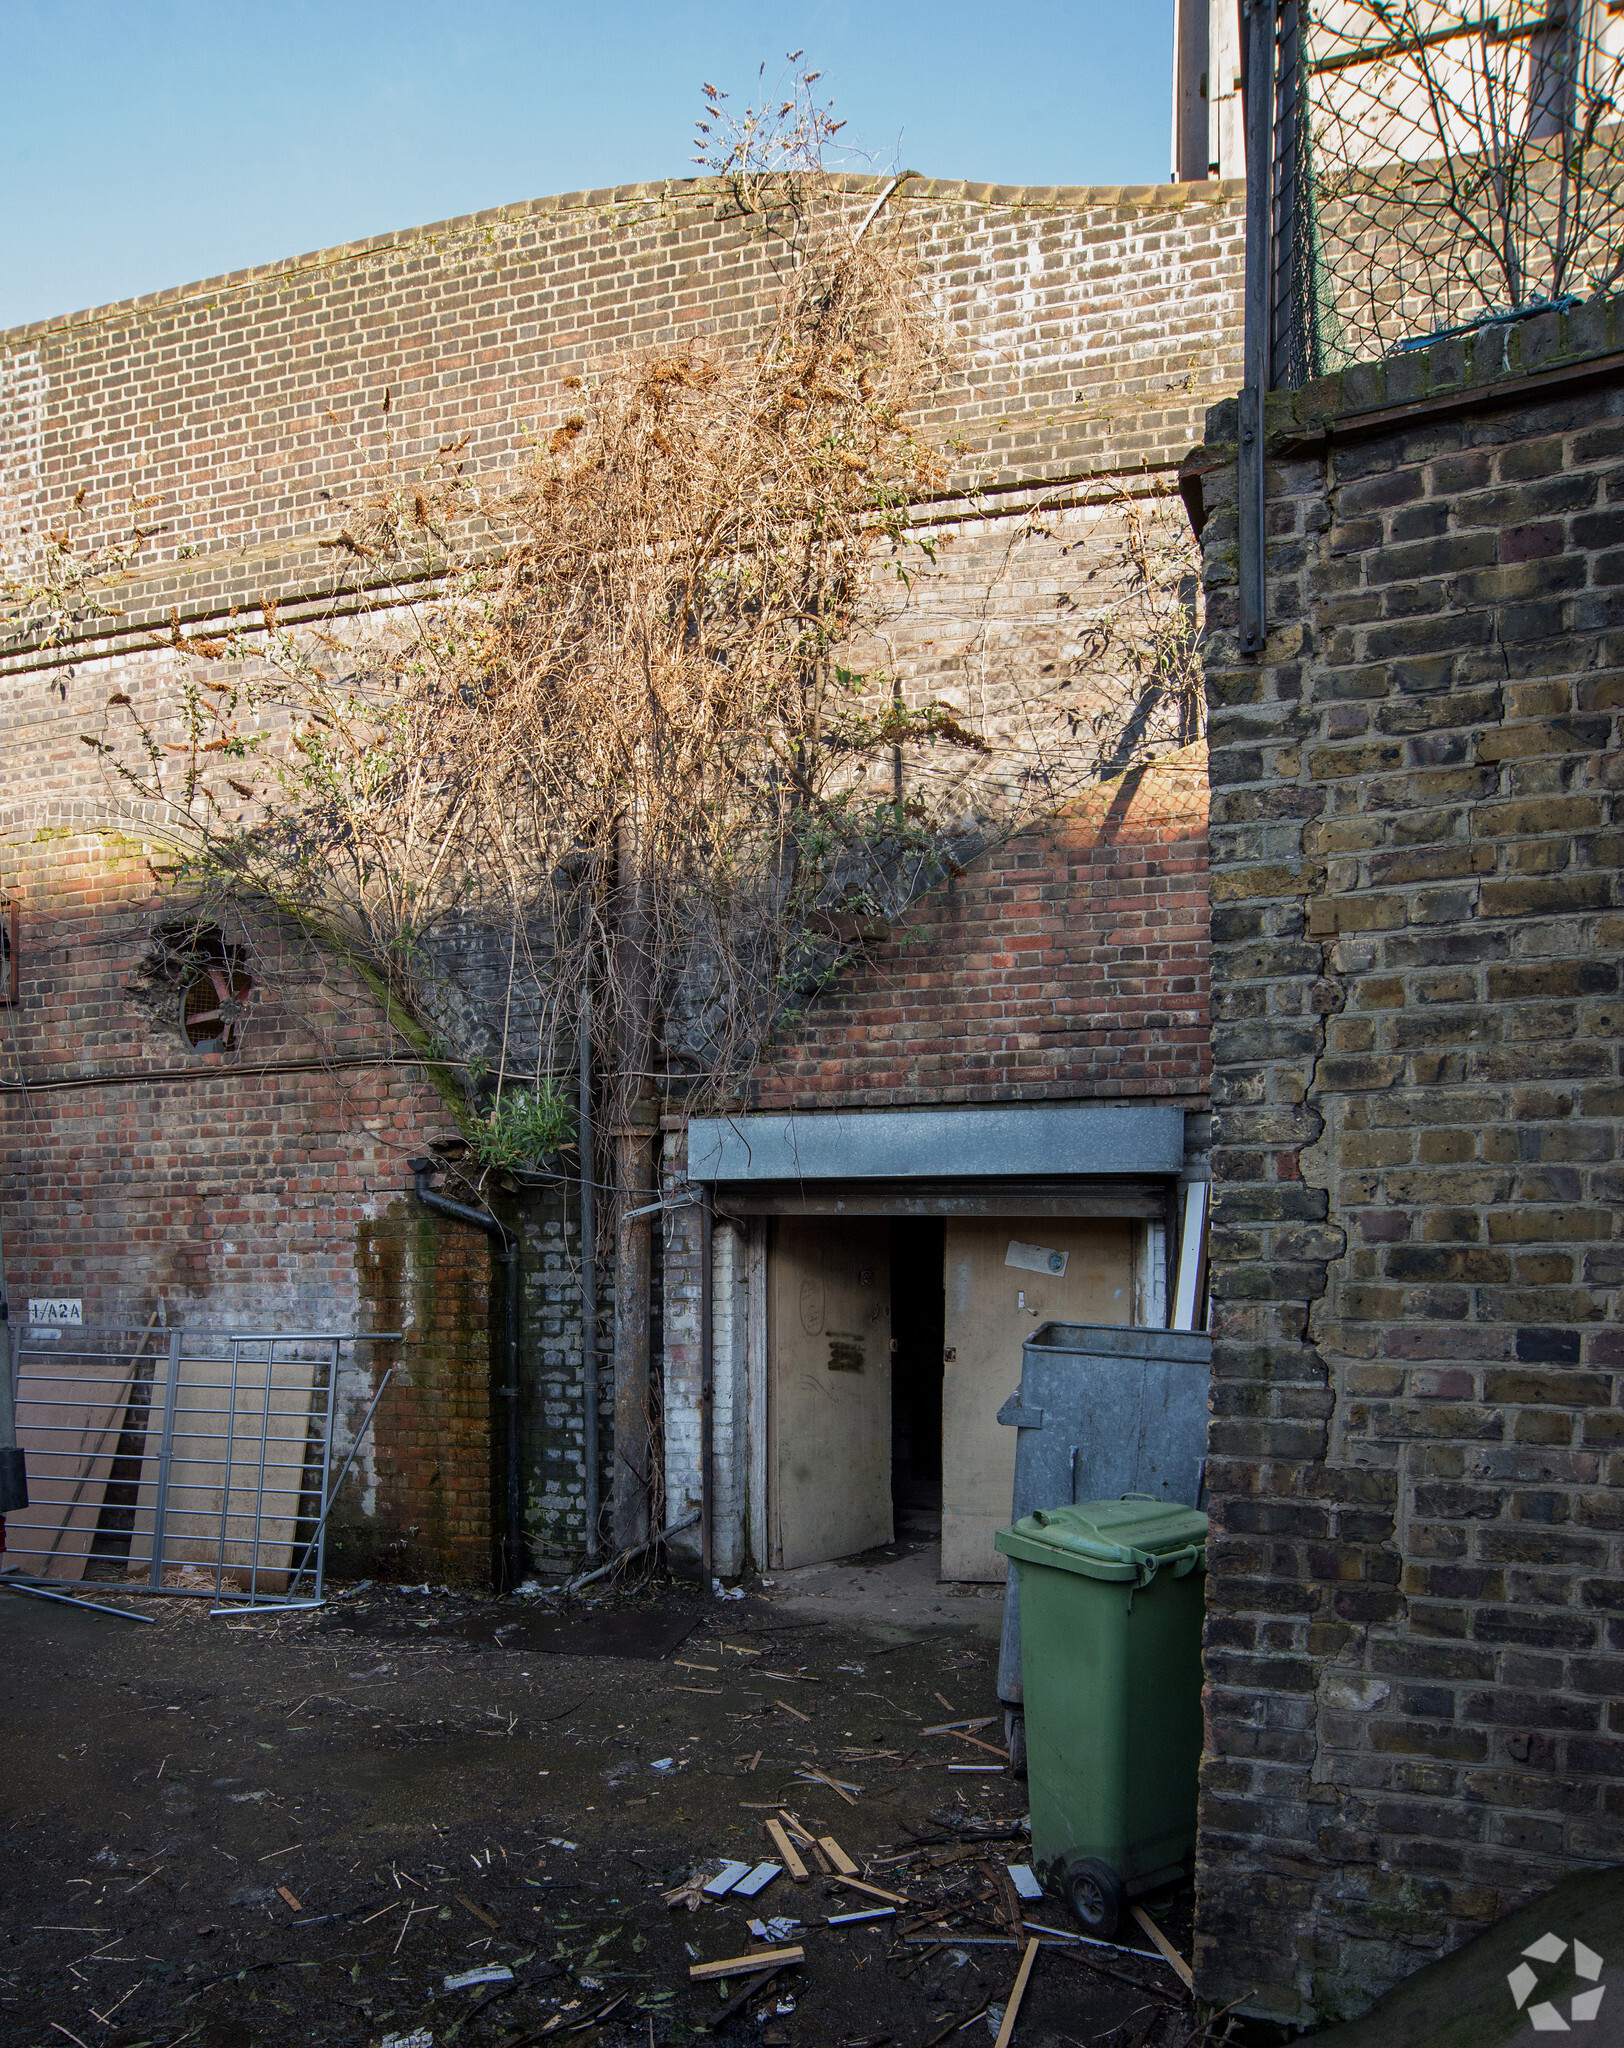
[689,1946,805,1982]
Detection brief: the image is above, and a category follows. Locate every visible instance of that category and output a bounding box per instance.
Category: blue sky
[2,1,1176,330]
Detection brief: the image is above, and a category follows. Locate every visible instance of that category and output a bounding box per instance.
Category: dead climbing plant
[73,194,1009,1168]
[692,51,861,218]
[44,82,1205,1188]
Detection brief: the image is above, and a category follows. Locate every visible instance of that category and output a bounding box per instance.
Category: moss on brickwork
[328,1199,492,1588]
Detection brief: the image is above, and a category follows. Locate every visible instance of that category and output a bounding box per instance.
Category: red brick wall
[1,175,1244,606]
[753,749,1210,1109]
[345,1205,493,1587]
[2,172,1241,1577]
[0,827,492,1582]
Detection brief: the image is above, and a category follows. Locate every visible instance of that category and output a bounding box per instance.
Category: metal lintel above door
[711,1177,1171,1219]
[687,1103,1186,1185]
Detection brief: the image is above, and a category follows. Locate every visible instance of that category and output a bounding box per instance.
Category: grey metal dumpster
[995,1321,1212,1733]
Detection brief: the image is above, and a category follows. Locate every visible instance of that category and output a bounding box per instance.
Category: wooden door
[941,1218,1135,1581]
[768,1217,892,1569]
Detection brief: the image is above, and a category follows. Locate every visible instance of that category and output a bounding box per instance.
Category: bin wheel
[1004,1710,1027,1778]
[1065,1857,1125,1941]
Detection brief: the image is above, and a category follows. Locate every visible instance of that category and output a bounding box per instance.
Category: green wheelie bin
[994,1496,1208,1941]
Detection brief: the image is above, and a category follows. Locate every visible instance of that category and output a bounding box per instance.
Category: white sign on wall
[28,1298,83,1327]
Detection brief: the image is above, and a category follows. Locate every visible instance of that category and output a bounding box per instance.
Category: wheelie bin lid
[994,1496,1208,1582]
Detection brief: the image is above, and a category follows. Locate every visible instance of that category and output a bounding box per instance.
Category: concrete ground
[761,1525,1006,1639]
[0,1565,1211,2048]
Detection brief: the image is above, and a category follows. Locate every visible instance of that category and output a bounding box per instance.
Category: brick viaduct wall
[749,747,1210,1111]
[0,820,493,1581]
[0,174,1244,597]
[1185,299,1624,2024]
[2,172,1244,1577]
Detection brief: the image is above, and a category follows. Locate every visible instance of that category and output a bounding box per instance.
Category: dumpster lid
[994,1496,1208,1582]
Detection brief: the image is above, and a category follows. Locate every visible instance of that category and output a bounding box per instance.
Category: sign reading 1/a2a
[28,1298,83,1328]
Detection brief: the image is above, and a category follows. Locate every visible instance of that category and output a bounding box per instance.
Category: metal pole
[286,1363,394,1585]
[247,1339,275,1606]
[1271,2,1306,390]
[217,1336,244,1604]
[148,1329,181,1589]
[1,1579,158,1624]
[1239,0,1277,656]
[579,979,599,1560]
[311,1337,340,1601]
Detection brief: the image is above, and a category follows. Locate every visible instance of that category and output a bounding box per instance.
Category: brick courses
[1186,296,1624,2025]
[1,175,1245,613]
[751,746,1210,1109]
[0,825,493,1582]
[2,172,1242,1579]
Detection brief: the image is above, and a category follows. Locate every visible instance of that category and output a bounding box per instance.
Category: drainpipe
[700,1185,714,1585]
[0,1208,25,1513]
[408,1158,522,1592]
[579,982,599,1560]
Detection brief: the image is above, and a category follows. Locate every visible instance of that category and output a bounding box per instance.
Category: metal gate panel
[5,1327,393,1609]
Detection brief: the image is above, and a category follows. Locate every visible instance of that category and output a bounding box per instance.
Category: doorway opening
[889,1218,945,1543]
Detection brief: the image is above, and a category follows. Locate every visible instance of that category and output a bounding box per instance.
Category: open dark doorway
[889,1218,945,1538]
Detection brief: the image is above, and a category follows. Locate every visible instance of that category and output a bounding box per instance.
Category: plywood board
[8,1345,146,1582]
[940,1219,1134,1581]
[131,1351,320,1595]
[768,1217,892,1570]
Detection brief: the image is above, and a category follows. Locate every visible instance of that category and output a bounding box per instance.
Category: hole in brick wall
[179,963,254,1048]
[128,918,256,1050]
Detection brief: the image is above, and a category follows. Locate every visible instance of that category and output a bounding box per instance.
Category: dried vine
[73,210,996,1167]
[19,89,1204,1196]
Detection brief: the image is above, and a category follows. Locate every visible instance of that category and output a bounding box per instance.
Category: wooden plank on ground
[688,1947,804,1982]
[991,1938,1041,2048]
[833,1873,907,1906]
[1129,1905,1194,1989]
[765,1820,809,1882]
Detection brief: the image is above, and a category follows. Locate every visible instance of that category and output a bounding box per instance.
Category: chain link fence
[1270,1,1624,386]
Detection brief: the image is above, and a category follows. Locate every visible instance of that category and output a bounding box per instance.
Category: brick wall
[751,746,1210,1110]
[2,171,1244,1578]
[0,822,493,1582]
[1186,298,1624,2025]
[1,175,1244,611]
